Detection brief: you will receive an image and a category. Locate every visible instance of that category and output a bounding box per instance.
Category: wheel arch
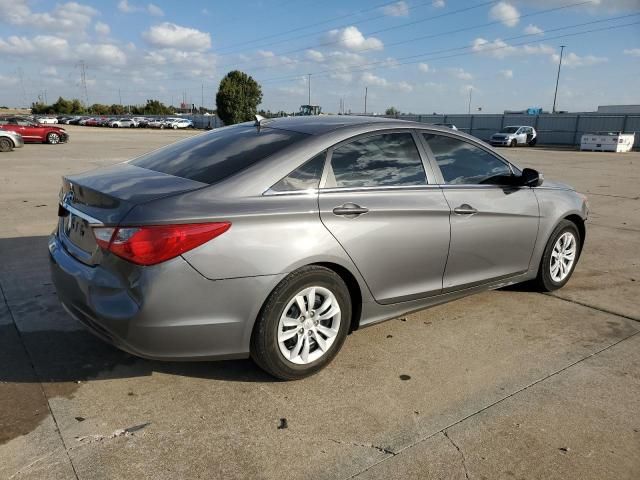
[311,262,363,333]
[563,213,586,256]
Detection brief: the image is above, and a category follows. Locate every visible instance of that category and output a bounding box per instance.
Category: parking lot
[1,125,638,479]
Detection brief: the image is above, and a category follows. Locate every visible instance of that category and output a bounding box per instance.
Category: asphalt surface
[1,126,638,480]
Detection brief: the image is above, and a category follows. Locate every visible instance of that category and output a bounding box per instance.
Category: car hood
[539,179,574,190]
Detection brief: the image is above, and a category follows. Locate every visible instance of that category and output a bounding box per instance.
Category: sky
[0,0,639,114]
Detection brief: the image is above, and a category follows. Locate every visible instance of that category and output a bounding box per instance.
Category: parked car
[36,116,59,124]
[166,118,193,129]
[148,118,167,129]
[433,123,458,130]
[68,117,84,125]
[132,117,148,127]
[50,116,587,379]
[0,129,24,152]
[0,117,68,144]
[109,118,138,128]
[490,126,537,147]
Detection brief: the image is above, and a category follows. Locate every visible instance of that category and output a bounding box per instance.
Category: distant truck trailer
[580,132,635,152]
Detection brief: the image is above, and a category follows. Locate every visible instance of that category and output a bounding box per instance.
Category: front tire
[534,220,581,291]
[510,139,517,148]
[0,138,13,152]
[251,266,351,380]
[47,132,60,144]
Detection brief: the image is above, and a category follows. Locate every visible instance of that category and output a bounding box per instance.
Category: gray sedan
[49,116,588,379]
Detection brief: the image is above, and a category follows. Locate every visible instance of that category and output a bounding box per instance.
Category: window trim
[264,150,328,195]
[417,129,520,187]
[319,128,435,191]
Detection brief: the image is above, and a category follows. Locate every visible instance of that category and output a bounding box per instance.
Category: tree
[216,70,263,125]
[385,106,400,117]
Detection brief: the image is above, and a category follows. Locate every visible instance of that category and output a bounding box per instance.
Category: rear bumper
[48,233,283,361]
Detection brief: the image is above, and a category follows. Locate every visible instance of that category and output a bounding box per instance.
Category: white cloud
[523,24,543,35]
[117,0,139,13]
[0,74,19,87]
[552,52,608,67]
[489,2,520,27]
[432,0,445,7]
[77,43,127,66]
[382,1,409,17]
[325,26,383,51]
[623,48,640,57]
[147,3,164,16]
[257,50,297,68]
[522,43,555,55]
[95,21,111,35]
[329,71,353,83]
[0,0,99,34]
[514,0,639,12]
[361,72,388,87]
[418,62,430,73]
[472,38,517,58]
[500,69,514,79]
[305,49,325,62]
[41,66,58,76]
[143,23,211,51]
[448,68,473,80]
[397,81,413,93]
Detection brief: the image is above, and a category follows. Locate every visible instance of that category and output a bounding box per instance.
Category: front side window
[271,152,326,192]
[423,134,512,185]
[132,124,309,185]
[325,132,426,188]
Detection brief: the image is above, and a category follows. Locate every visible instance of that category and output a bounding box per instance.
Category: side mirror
[521,168,543,187]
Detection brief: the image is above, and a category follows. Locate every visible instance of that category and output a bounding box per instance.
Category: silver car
[49,116,587,379]
[490,125,537,147]
[0,129,25,152]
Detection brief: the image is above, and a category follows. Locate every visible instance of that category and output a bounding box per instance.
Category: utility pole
[552,45,565,114]
[467,87,473,114]
[118,88,122,106]
[77,60,89,106]
[307,73,311,105]
[364,87,368,115]
[201,83,204,112]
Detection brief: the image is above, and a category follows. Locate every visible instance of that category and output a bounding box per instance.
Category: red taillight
[93,223,231,266]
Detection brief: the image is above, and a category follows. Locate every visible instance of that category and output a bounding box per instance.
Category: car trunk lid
[57,163,208,265]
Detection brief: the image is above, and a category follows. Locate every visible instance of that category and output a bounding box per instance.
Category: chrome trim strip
[320,185,441,194]
[60,202,105,226]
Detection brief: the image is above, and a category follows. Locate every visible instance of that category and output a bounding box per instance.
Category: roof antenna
[254,114,265,132]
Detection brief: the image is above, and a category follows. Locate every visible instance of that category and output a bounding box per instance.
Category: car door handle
[453,204,478,215]
[332,203,369,216]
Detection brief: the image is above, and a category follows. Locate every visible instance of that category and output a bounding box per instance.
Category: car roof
[261,115,430,135]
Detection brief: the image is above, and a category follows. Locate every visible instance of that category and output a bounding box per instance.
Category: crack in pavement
[0,282,81,480]
[544,293,640,323]
[330,438,395,456]
[346,329,640,479]
[443,430,470,480]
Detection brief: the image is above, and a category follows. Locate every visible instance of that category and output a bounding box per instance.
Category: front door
[421,132,539,290]
[319,131,451,304]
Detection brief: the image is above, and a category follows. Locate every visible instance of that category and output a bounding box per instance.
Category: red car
[0,117,69,144]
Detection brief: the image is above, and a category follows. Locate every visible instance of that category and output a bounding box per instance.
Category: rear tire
[0,138,13,152]
[47,132,60,144]
[533,220,581,292]
[251,266,351,380]
[529,138,537,146]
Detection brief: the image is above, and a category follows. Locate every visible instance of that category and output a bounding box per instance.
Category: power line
[215,0,438,54]
[552,45,566,113]
[216,1,498,70]
[257,14,640,85]
[220,0,594,77]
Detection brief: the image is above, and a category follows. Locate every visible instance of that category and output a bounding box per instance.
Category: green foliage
[29,97,174,115]
[385,106,400,116]
[216,70,263,125]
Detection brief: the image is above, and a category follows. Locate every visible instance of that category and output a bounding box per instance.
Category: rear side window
[325,132,426,188]
[132,124,309,185]
[271,152,326,192]
[423,134,512,185]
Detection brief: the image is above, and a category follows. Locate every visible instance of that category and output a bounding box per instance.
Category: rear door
[318,130,451,304]
[420,132,539,291]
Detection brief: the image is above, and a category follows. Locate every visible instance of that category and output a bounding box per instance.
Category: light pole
[552,45,565,114]
[307,73,311,105]
[467,87,473,114]
[364,86,368,114]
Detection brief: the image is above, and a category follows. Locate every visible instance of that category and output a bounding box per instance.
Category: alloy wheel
[277,286,341,365]
[550,231,577,282]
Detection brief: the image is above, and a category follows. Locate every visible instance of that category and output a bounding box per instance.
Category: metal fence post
[469,114,474,136]
[573,114,580,146]
[622,114,628,133]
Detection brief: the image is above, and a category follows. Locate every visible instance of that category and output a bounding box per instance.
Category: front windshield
[500,127,519,133]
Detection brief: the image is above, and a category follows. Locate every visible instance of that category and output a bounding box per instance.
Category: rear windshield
[132,124,309,184]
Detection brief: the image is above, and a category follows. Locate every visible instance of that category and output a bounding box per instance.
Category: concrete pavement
[1,127,638,479]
